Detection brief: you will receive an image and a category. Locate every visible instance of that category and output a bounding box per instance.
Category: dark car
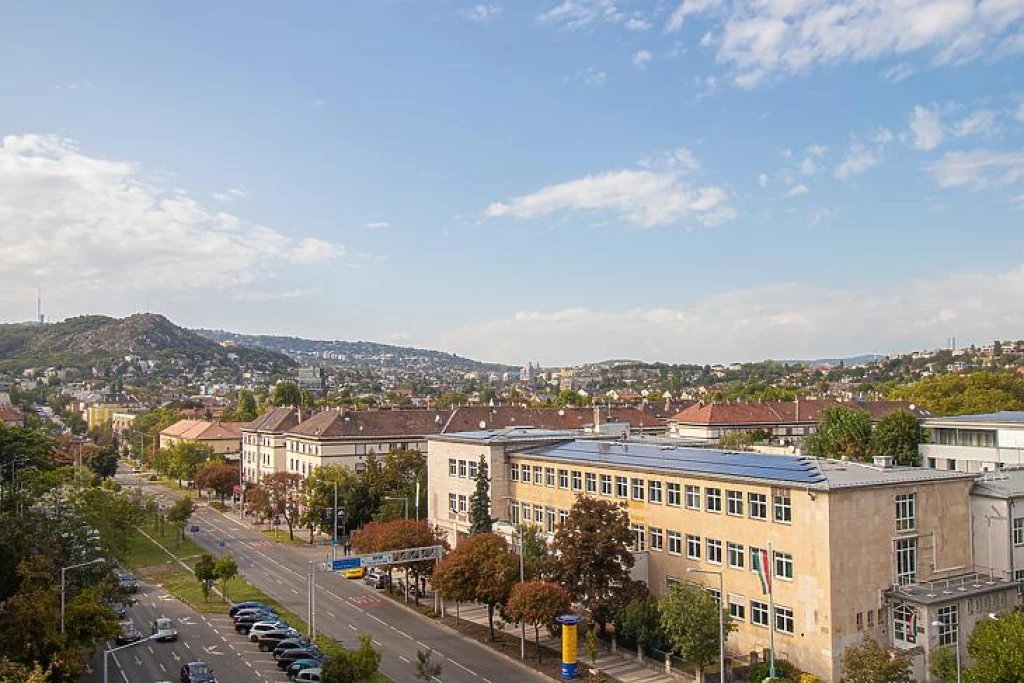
[257,630,298,652]
[287,657,322,678]
[273,638,311,658]
[364,571,389,589]
[115,619,142,646]
[277,648,319,669]
[229,601,272,618]
[180,660,216,683]
[114,568,138,593]
[234,613,277,634]
[233,607,276,621]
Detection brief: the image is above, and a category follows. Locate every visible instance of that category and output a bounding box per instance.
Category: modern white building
[241,407,300,484]
[970,469,1024,584]
[921,412,1024,473]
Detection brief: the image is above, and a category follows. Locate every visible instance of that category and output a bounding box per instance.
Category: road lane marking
[159,663,166,672]
[450,659,476,675]
[399,655,410,663]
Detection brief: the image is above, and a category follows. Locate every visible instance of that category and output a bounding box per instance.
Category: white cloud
[632,49,653,68]
[537,0,623,29]
[0,134,343,295]
[799,157,817,175]
[809,207,832,224]
[211,187,248,203]
[667,0,1024,88]
[926,148,1024,188]
[461,3,503,23]
[785,183,809,197]
[757,172,769,188]
[483,152,735,228]
[1017,103,1024,123]
[806,144,829,157]
[577,68,608,86]
[909,104,945,151]
[835,130,892,179]
[954,109,999,138]
[624,16,652,31]
[441,263,1024,365]
[363,221,391,229]
[881,62,915,83]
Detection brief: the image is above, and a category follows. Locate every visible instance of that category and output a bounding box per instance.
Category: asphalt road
[119,472,540,683]
[83,578,290,683]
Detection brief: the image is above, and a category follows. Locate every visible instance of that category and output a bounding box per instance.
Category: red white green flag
[752,547,772,595]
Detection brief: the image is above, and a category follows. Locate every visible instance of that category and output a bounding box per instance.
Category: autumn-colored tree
[246,485,273,524]
[351,519,447,605]
[0,659,50,683]
[195,462,239,504]
[432,533,518,639]
[841,637,912,683]
[261,472,303,540]
[549,496,634,632]
[503,580,572,662]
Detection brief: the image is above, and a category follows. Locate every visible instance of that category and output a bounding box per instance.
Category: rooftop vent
[873,455,895,469]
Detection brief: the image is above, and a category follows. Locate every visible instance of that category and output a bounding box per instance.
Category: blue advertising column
[556,614,583,680]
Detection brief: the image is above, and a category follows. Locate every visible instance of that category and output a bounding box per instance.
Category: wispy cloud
[881,63,915,83]
[212,187,248,203]
[909,104,944,151]
[363,221,391,230]
[573,67,608,87]
[785,183,809,198]
[757,172,769,188]
[665,0,721,34]
[926,149,1024,189]
[538,0,623,30]
[632,50,653,69]
[460,3,503,24]
[624,16,652,31]
[232,288,317,302]
[954,109,999,138]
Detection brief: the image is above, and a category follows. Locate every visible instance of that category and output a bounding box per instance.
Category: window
[600,474,612,496]
[896,493,916,533]
[558,509,568,527]
[533,467,543,485]
[534,506,544,524]
[558,469,569,489]
[509,464,519,482]
[667,482,681,506]
[773,491,792,523]
[936,605,958,646]
[856,612,863,631]
[726,490,743,516]
[572,470,583,492]
[469,461,478,479]
[686,534,702,560]
[616,476,629,498]
[458,460,467,478]
[1014,518,1024,547]
[631,478,645,501]
[632,524,646,551]
[649,480,663,504]
[586,472,597,494]
[774,551,793,580]
[521,502,530,521]
[706,487,722,513]
[728,542,745,569]
[728,596,746,622]
[448,493,457,511]
[775,605,794,634]
[546,508,555,534]
[545,467,555,487]
[521,464,531,482]
[707,538,723,564]
[457,494,467,513]
[751,601,769,627]
[749,492,767,519]
[650,527,664,551]
[896,538,917,586]
[510,502,520,524]
[893,603,917,644]
[667,531,682,555]
[686,485,701,510]
[947,458,957,471]
[1016,568,1024,585]
[449,459,457,476]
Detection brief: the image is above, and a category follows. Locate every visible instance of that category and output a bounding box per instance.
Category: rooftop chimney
[873,455,895,469]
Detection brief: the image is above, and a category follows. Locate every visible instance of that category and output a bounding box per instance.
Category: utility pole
[332,479,339,561]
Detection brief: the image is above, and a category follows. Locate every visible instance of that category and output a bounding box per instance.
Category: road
[119,472,539,683]
[83,579,290,683]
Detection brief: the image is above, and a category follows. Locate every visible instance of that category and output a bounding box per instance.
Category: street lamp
[687,568,726,683]
[931,619,961,683]
[103,633,157,683]
[62,557,106,633]
[498,495,527,660]
[385,495,409,519]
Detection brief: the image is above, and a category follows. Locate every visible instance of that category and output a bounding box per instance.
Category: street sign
[361,552,393,568]
[189,525,200,534]
[331,558,360,571]
[217,540,226,548]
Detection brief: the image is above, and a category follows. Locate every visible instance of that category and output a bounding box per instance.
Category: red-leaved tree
[431,533,518,640]
[503,580,573,662]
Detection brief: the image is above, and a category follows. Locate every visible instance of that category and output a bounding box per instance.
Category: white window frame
[726,490,743,516]
[774,605,794,634]
[667,482,681,507]
[896,538,917,586]
[631,478,645,501]
[706,487,722,513]
[686,534,702,560]
[749,492,767,520]
[585,472,597,494]
[650,527,664,551]
[448,493,457,511]
[728,595,746,622]
[448,459,457,477]
[509,465,519,482]
[773,551,793,581]
[600,474,612,496]
[615,476,628,499]
[632,523,646,551]
[728,542,745,569]
[685,485,701,510]
[649,480,663,504]
[558,469,569,489]
[937,605,958,646]
[707,538,723,564]
[571,470,583,492]
[458,460,467,478]
[667,531,682,556]
[893,603,917,644]
[545,467,555,487]
[751,600,769,628]
[896,493,917,533]
[1014,517,1024,547]
[773,491,792,523]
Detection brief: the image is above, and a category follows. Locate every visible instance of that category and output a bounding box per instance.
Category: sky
[1,0,1023,367]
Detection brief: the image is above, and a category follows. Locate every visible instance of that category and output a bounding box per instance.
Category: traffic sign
[217,540,226,548]
[331,558,360,571]
[189,525,200,534]
[361,552,393,568]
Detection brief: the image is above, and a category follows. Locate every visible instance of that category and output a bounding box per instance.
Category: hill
[0,314,294,373]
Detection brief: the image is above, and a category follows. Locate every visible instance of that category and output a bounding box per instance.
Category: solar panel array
[517,440,828,485]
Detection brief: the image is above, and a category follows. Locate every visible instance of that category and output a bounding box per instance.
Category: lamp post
[62,557,106,633]
[385,495,409,519]
[103,634,157,683]
[931,619,961,683]
[687,568,726,683]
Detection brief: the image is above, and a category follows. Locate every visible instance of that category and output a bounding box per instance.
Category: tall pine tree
[468,455,494,534]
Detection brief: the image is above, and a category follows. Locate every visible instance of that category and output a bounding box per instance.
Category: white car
[151,617,178,642]
[248,621,287,641]
[295,668,321,682]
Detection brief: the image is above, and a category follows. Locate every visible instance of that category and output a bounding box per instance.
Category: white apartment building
[970,469,1024,583]
[921,412,1024,472]
[241,407,300,484]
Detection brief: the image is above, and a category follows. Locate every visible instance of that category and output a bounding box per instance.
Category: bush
[748,660,802,683]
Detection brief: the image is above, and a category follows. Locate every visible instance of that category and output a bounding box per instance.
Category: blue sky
[1,1,1023,365]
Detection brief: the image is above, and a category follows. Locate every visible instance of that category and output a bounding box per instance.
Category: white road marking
[399,655,410,663]
[450,659,476,675]
[159,663,166,673]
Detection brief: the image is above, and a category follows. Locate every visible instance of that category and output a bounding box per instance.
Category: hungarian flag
[752,547,772,595]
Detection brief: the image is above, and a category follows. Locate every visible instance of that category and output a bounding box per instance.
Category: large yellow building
[427,429,1019,682]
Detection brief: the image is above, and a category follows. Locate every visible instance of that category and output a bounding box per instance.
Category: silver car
[152,617,178,642]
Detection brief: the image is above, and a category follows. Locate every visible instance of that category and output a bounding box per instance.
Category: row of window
[506,500,570,533]
[674,583,795,634]
[447,459,488,479]
[510,464,792,523]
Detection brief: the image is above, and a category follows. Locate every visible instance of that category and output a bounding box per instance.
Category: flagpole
[768,541,776,680]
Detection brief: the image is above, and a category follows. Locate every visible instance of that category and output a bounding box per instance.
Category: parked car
[116,619,142,646]
[114,569,138,593]
[179,660,216,683]
[287,657,322,678]
[151,617,178,642]
[273,638,311,658]
[364,571,389,588]
[257,630,299,652]
[294,668,321,683]
[233,608,277,626]
[108,600,131,619]
[233,606,275,620]
[235,615,278,635]
[277,648,320,669]
[229,601,272,618]
[343,567,365,579]
[248,621,290,641]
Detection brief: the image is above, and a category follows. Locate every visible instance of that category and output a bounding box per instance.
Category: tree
[518,524,548,580]
[549,496,634,632]
[170,441,214,487]
[195,463,239,504]
[236,389,258,422]
[300,465,370,543]
[615,594,666,655]
[300,389,317,413]
[804,405,872,461]
[891,371,1024,416]
[261,472,303,540]
[271,381,303,408]
[414,648,443,682]
[86,445,119,479]
[717,430,766,452]
[503,580,572,662]
[660,582,734,679]
[0,660,50,683]
[214,555,238,602]
[431,533,518,639]
[841,637,911,683]
[166,497,197,545]
[350,519,447,605]
[245,485,273,524]
[320,634,381,683]
[194,553,217,602]
[964,610,1024,682]
[468,455,494,534]
[869,410,925,466]
[929,647,959,683]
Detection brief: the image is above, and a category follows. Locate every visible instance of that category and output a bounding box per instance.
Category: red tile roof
[287,409,450,439]
[245,407,300,433]
[0,404,23,426]
[669,399,927,426]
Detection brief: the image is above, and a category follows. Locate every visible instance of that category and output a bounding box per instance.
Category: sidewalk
[443,602,679,683]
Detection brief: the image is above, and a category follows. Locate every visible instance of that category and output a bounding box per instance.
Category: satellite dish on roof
[479,421,487,429]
